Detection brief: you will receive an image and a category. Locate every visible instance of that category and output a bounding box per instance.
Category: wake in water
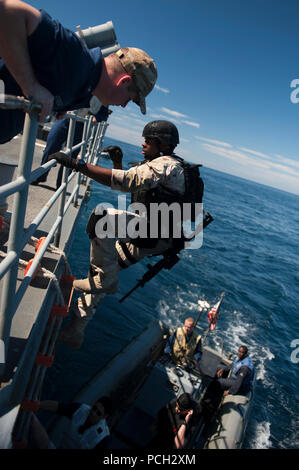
[249,421,272,449]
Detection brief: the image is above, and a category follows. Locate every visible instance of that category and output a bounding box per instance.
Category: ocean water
[43,137,299,449]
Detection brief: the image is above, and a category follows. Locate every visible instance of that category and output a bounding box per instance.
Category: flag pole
[202,292,225,344]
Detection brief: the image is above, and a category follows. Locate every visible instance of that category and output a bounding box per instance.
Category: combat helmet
[142,120,179,147]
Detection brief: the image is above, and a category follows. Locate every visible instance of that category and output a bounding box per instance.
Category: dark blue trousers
[35,118,84,188]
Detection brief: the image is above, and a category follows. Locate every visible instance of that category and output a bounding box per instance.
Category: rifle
[119,212,213,303]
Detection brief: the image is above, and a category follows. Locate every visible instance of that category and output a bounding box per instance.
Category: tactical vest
[62,404,109,449]
[232,356,254,389]
[172,327,201,365]
[130,154,204,248]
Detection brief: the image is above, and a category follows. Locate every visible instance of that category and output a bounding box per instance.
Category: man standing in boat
[52,120,203,349]
[0,0,157,144]
[164,317,202,367]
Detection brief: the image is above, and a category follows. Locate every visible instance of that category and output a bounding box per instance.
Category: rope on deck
[1,215,72,277]
[28,235,72,277]
[0,250,65,307]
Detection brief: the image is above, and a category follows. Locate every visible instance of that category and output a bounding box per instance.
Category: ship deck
[0,133,88,386]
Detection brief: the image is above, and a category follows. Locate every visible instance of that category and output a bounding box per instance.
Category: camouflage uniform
[75,155,185,321]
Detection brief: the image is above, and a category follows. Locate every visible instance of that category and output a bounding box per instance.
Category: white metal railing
[0,96,108,445]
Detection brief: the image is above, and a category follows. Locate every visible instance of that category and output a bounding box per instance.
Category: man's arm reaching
[51,151,112,187]
[0,0,54,120]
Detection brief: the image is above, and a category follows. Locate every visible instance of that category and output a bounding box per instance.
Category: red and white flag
[208,293,225,330]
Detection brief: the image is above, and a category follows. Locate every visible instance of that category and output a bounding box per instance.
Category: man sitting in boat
[163,317,202,367]
[33,396,112,449]
[216,345,254,396]
[149,392,201,449]
[204,345,254,401]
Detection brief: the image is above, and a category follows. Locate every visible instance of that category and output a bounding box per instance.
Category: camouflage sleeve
[111,157,185,194]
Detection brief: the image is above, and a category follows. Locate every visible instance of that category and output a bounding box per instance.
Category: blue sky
[29,0,299,195]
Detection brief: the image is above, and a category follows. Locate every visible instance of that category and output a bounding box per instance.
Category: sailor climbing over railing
[53,120,207,349]
[0,0,157,144]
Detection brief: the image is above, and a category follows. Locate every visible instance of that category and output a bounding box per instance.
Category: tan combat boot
[73,268,118,295]
[57,314,89,350]
[73,274,102,293]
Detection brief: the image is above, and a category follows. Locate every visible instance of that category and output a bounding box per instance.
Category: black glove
[102,145,123,163]
[50,151,77,170]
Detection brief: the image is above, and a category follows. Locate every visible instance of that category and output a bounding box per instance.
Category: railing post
[88,123,99,165]
[99,122,108,149]
[73,117,92,207]
[92,123,103,164]
[53,117,76,247]
[0,108,39,376]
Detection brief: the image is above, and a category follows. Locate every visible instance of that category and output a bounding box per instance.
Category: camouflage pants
[74,208,173,321]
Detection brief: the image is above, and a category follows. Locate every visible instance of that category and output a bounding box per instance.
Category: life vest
[232,356,254,389]
[172,327,201,365]
[61,404,109,449]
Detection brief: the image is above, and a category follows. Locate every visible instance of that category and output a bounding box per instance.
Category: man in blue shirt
[216,345,254,395]
[201,345,254,418]
[0,0,157,144]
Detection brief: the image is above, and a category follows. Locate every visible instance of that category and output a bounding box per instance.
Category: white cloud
[201,143,271,169]
[274,154,299,170]
[106,123,142,146]
[238,147,272,160]
[160,107,188,119]
[112,115,126,122]
[110,110,148,128]
[148,112,180,124]
[201,141,299,178]
[182,120,200,129]
[268,161,299,177]
[127,112,139,118]
[155,85,170,94]
[195,136,232,148]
